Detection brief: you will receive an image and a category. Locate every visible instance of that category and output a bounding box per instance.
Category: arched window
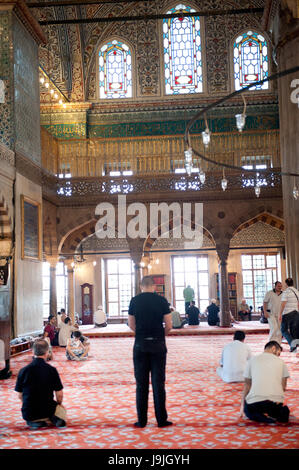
[99,40,132,99]
[233,30,269,91]
[163,4,203,95]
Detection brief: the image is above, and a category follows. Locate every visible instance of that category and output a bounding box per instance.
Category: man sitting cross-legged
[15,339,67,430]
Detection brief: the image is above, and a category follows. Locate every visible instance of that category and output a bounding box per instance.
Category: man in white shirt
[240,341,290,424]
[263,281,282,344]
[217,331,252,383]
[94,305,107,328]
[279,278,299,352]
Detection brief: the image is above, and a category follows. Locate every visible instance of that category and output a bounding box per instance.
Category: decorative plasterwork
[0,142,15,167]
[230,220,285,247]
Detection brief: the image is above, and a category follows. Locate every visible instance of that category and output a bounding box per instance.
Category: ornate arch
[231,211,284,239]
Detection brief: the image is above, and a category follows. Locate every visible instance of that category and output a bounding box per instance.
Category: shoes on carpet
[157,421,173,428]
[50,415,66,427]
[134,422,147,428]
[26,421,48,430]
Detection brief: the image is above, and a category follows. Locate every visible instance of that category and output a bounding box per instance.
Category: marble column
[217,247,231,327]
[65,260,75,324]
[269,3,299,285]
[127,237,146,295]
[47,257,58,319]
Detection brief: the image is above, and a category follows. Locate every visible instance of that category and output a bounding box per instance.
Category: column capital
[64,259,75,270]
[216,244,230,264]
[127,237,146,265]
[45,255,59,268]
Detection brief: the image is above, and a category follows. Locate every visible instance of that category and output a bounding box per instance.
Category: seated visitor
[0,339,11,380]
[42,335,53,361]
[217,331,252,383]
[77,331,90,347]
[66,331,89,361]
[58,317,78,347]
[186,301,200,326]
[240,341,290,424]
[238,299,252,321]
[170,306,187,329]
[14,339,66,430]
[206,299,220,326]
[44,315,59,346]
[94,305,107,328]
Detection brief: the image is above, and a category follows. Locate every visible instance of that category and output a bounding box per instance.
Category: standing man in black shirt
[128,276,172,428]
[15,339,66,429]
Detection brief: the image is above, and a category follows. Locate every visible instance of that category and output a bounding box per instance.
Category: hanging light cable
[202,113,211,148]
[221,168,228,191]
[235,94,247,132]
[293,177,299,200]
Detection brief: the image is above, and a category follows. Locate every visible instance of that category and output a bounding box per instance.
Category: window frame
[104,257,135,317]
[96,37,136,101]
[241,252,281,312]
[171,254,210,313]
[230,28,272,94]
[160,2,207,98]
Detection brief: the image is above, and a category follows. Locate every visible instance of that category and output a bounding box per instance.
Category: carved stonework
[230,221,285,247]
[0,142,15,167]
[152,232,215,250]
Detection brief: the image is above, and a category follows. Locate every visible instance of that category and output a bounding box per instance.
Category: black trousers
[244,400,289,423]
[133,339,168,426]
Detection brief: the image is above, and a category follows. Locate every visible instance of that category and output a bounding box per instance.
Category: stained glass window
[163,4,202,95]
[99,40,132,99]
[233,31,269,91]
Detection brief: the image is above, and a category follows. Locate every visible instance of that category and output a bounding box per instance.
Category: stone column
[127,237,146,295]
[268,2,299,285]
[47,256,58,319]
[65,260,75,324]
[217,247,231,327]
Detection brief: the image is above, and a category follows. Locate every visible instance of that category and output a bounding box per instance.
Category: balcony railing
[41,128,281,178]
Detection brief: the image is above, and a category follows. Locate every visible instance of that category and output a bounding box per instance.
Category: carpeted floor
[0,333,299,449]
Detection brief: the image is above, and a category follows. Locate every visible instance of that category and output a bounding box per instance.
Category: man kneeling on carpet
[240,340,290,424]
[15,339,67,430]
[66,330,89,361]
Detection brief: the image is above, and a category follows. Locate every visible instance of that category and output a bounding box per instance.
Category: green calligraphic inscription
[42,114,279,140]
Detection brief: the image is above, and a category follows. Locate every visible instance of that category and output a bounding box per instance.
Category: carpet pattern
[0,334,298,449]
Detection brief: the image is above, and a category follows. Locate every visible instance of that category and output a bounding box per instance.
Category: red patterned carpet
[0,333,299,450]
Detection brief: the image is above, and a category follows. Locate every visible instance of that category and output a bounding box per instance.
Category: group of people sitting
[43,310,90,362]
[217,331,291,424]
[170,299,238,328]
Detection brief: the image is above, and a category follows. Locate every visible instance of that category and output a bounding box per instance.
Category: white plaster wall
[14,173,43,336]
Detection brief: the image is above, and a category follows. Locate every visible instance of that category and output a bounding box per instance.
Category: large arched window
[99,40,132,99]
[163,4,203,95]
[233,30,269,91]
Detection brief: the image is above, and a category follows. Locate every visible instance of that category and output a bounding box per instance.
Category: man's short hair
[33,339,49,357]
[234,330,245,341]
[274,281,282,287]
[264,340,282,352]
[140,276,154,288]
[285,278,294,287]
